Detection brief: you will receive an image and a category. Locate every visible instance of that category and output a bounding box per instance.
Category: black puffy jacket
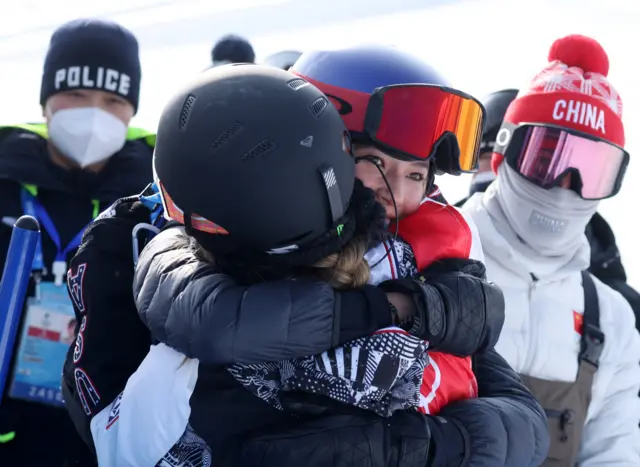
[0,125,153,466]
[63,202,548,466]
[134,228,503,365]
[133,227,548,466]
[586,212,640,326]
[231,349,548,467]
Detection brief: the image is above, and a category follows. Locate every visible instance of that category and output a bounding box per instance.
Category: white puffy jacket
[463,193,640,466]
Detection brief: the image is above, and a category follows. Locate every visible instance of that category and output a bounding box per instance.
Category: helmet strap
[319,164,344,222]
[426,160,436,194]
[183,212,194,234]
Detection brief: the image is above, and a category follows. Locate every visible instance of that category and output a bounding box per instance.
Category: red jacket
[394,197,481,414]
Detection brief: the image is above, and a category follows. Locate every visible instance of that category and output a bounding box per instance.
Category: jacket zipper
[545,408,574,442]
[523,274,538,371]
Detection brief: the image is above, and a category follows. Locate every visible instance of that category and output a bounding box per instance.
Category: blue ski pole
[0,215,40,400]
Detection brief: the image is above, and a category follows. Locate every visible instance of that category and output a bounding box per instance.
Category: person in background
[455,88,518,204]
[263,50,302,70]
[462,34,640,465]
[0,18,154,466]
[456,87,640,325]
[209,34,255,68]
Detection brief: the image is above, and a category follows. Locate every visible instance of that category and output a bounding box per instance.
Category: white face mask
[488,163,599,257]
[47,107,127,168]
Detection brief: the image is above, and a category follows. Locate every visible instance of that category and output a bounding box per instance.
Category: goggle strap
[492,121,518,156]
[318,164,344,223]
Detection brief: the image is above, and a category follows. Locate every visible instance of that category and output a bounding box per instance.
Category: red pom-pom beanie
[491,34,624,173]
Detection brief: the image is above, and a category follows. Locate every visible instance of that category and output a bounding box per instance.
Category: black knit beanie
[211,34,255,66]
[40,18,142,113]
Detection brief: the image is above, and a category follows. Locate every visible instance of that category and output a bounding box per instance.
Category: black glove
[229,409,433,467]
[79,197,153,263]
[420,258,488,279]
[424,414,468,467]
[433,398,510,466]
[379,258,505,356]
[95,191,153,221]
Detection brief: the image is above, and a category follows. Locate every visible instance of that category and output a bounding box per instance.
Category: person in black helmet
[455,88,640,324]
[209,34,255,68]
[73,63,394,466]
[454,88,519,205]
[61,65,522,467]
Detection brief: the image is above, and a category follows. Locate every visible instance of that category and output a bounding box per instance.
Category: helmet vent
[212,121,244,150]
[179,94,197,131]
[242,138,277,160]
[287,78,309,91]
[309,97,328,118]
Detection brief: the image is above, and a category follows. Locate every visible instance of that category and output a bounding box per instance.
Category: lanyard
[20,188,98,286]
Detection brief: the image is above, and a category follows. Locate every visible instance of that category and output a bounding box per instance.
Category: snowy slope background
[0,0,637,288]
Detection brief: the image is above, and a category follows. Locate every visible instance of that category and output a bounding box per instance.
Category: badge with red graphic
[574,310,584,335]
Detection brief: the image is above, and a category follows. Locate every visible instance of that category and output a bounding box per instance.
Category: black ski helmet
[480,89,519,152]
[154,64,355,254]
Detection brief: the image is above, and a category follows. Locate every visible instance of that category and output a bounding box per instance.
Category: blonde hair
[193,235,371,291]
[308,236,370,290]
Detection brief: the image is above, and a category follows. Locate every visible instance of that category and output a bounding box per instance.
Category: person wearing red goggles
[292,46,486,219]
[291,45,491,411]
[462,34,640,466]
[291,44,548,465]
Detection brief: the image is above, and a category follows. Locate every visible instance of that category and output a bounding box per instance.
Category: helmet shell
[154,64,354,251]
[291,45,451,136]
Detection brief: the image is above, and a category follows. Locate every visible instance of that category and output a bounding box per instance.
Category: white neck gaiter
[484,164,599,259]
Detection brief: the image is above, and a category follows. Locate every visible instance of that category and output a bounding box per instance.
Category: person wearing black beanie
[39,18,146,169]
[210,34,255,67]
[0,18,154,466]
[40,18,142,113]
[453,88,519,204]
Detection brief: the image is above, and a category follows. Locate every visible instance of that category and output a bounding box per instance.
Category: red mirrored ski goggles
[494,122,629,200]
[300,78,486,174]
[362,84,485,174]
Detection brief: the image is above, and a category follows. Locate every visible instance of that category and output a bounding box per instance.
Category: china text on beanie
[492,34,624,173]
[40,18,142,113]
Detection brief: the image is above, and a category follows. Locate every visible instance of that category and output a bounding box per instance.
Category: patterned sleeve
[393,237,419,279]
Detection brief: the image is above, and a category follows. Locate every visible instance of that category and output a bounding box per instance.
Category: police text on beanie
[40,18,142,113]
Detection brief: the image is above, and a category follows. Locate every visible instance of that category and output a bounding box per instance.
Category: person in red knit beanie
[490,35,625,181]
[463,34,639,466]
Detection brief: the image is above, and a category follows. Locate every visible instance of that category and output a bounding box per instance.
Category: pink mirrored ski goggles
[494,122,629,200]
